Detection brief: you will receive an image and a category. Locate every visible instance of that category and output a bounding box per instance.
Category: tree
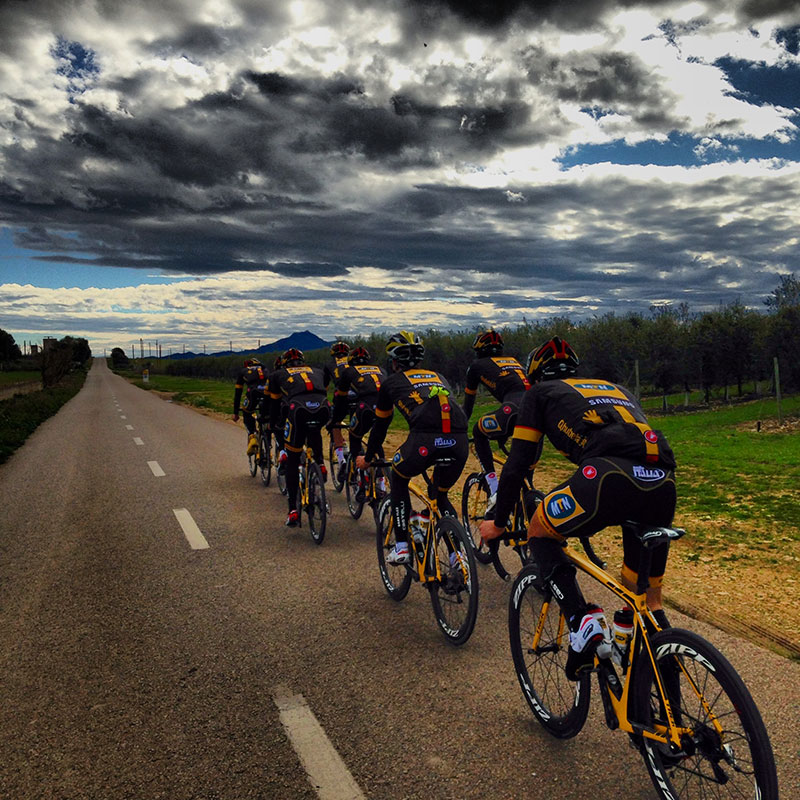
[0,328,22,367]
[764,273,800,310]
[110,347,130,368]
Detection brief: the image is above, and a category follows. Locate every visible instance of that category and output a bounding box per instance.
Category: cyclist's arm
[267,375,282,429]
[233,379,244,418]
[462,363,480,419]
[363,387,393,461]
[331,371,352,424]
[492,427,542,528]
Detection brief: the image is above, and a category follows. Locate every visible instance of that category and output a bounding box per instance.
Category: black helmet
[472,328,503,356]
[385,331,424,368]
[330,340,349,357]
[282,348,304,366]
[348,346,370,365]
[244,357,262,367]
[526,336,579,382]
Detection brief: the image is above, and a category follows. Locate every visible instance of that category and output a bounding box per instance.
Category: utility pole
[140,338,143,359]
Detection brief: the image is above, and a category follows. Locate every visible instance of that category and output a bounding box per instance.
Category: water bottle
[612,608,634,667]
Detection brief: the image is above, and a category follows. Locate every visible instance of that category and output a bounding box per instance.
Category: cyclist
[462,328,530,504]
[330,346,387,492]
[232,357,269,455]
[323,340,351,476]
[357,331,468,564]
[268,348,330,526]
[269,354,287,467]
[479,336,677,680]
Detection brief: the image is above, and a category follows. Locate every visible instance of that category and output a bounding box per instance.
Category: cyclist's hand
[479,519,505,546]
[233,414,239,422]
[356,455,369,471]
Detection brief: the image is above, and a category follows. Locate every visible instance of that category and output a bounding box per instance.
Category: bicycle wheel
[508,564,590,738]
[460,472,493,564]
[328,435,346,493]
[344,454,365,520]
[375,496,411,601]
[259,432,272,486]
[275,440,287,496]
[305,463,327,545]
[248,443,258,476]
[632,627,778,800]
[428,516,479,646]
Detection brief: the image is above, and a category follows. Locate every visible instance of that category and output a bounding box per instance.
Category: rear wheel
[632,628,778,800]
[248,445,258,477]
[275,440,287,496]
[345,454,365,520]
[259,432,272,486]
[428,516,479,646]
[306,463,327,545]
[508,564,590,738]
[460,472,492,564]
[376,496,411,601]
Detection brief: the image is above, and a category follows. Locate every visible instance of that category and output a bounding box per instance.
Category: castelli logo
[582,465,597,479]
[645,430,658,443]
[442,404,451,412]
[289,403,296,410]
[418,446,429,457]
[503,405,512,414]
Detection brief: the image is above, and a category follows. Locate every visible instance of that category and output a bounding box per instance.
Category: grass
[0,370,40,386]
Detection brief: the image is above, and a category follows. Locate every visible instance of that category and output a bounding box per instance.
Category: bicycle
[327,422,350,494]
[461,442,542,578]
[275,436,288,496]
[345,453,391,524]
[507,523,778,799]
[292,439,328,545]
[258,417,272,487]
[248,414,267,478]
[376,458,479,645]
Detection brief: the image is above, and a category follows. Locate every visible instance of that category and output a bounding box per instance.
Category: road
[1,359,797,800]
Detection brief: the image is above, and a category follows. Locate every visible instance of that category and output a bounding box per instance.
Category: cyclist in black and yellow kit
[268,354,286,463]
[232,357,269,455]
[479,337,677,680]
[323,341,351,475]
[357,331,468,565]
[268,348,330,527]
[330,346,386,460]
[463,329,530,503]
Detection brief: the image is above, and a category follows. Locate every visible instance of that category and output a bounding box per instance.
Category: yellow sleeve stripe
[464,387,477,395]
[512,425,542,443]
[375,407,393,418]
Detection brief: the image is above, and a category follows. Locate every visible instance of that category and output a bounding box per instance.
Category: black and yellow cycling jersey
[322,355,350,389]
[363,367,468,461]
[268,365,327,402]
[233,363,268,417]
[331,363,386,424]
[463,355,530,418]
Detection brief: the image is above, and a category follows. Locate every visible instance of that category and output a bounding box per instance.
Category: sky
[1,0,800,356]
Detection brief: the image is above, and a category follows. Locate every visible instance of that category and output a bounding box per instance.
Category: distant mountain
[165,330,332,359]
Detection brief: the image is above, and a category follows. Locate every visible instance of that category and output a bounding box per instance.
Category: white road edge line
[147,461,166,477]
[133,437,144,446]
[273,685,366,800]
[172,508,209,550]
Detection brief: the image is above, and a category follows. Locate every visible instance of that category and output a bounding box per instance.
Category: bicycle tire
[460,472,493,564]
[370,463,391,527]
[344,454,365,520]
[428,516,479,646]
[508,564,590,738]
[259,432,272,486]
[632,627,778,800]
[248,447,258,477]
[328,436,346,493]
[375,496,411,601]
[275,440,287,496]
[306,462,327,545]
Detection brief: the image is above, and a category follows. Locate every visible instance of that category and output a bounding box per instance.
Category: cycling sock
[529,538,585,624]
[485,471,499,495]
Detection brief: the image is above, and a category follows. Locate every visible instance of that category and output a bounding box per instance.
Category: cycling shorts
[391,430,468,488]
[284,396,331,450]
[349,400,377,440]
[476,392,524,439]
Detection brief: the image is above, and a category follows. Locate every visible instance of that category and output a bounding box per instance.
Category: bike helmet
[385,331,425,368]
[330,340,349,357]
[472,328,503,357]
[526,336,579,382]
[244,357,262,367]
[348,346,370,365]
[282,348,305,366]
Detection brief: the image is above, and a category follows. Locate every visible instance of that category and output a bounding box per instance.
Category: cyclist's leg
[432,436,469,518]
[284,408,306,514]
[474,401,518,495]
[388,433,429,556]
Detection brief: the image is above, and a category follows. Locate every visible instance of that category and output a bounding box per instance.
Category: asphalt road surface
[1,360,797,799]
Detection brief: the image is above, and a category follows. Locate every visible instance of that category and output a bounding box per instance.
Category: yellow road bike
[292,440,328,545]
[508,524,778,799]
[376,458,479,645]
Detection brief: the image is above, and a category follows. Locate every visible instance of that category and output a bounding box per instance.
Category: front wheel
[632,628,778,800]
[508,563,590,738]
[305,463,327,545]
[376,496,411,601]
[259,432,272,486]
[460,472,493,564]
[428,516,479,646]
[344,454,365,520]
[248,443,258,477]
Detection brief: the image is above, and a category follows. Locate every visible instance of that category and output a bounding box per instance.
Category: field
[119,367,800,658]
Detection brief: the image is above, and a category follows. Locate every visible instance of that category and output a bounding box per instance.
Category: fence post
[774,357,783,425]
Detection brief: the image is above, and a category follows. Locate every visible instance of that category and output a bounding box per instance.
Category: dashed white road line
[126,424,134,430]
[133,437,144,446]
[120,415,127,419]
[273,685,366,800]
[172,508,209,550]
[147,461,166,477]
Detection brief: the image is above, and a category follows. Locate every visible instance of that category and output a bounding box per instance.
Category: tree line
[1,332,92,387]
[119,274,800,400]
